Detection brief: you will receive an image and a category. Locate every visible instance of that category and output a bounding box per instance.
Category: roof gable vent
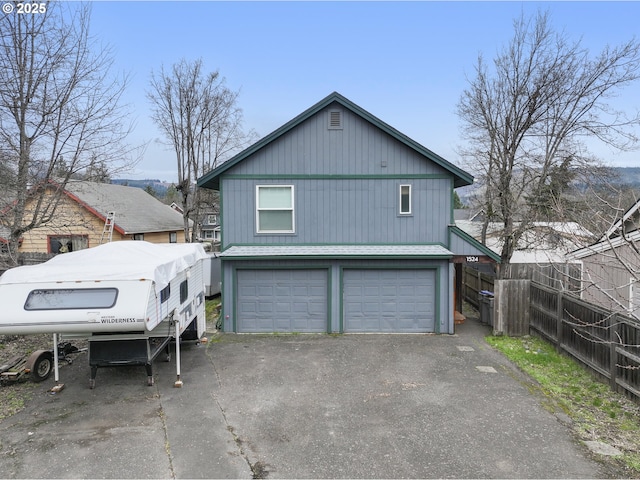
[328,109,343,130]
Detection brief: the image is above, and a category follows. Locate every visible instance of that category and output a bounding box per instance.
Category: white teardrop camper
[0,241,208,388]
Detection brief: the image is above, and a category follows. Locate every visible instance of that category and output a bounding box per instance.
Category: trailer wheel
[26,350,53,382]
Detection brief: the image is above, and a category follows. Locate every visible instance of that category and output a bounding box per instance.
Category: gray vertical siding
[222,177,452,246]
[581,245,636,312]
[227,107,450,176]
[219,104,455,248]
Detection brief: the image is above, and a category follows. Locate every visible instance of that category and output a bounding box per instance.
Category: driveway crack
[208,343,267,478]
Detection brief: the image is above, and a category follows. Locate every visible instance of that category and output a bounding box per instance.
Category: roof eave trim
[450,225,501,263]
[220,254,453,260]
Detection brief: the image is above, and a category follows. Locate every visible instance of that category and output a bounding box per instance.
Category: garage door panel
[343,269,436,333]
[237,269,328,333]
[257,285,273,296]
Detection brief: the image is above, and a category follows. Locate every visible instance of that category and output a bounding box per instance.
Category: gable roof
[62,180,186,235]
[197,92,473,190]
[599,197,640,242]
[569,198,640,260]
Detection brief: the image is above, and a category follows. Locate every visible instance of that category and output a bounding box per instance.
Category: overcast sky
[88,1,640,182]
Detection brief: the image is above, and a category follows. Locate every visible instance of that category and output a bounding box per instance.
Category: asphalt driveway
[0,319,611,479]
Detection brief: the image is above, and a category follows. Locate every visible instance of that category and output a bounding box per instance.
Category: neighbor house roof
[62,180,186,235]
[568,198,640,260]
[197,92,474,190]
[598,197,640,242]
[456,220,592,263]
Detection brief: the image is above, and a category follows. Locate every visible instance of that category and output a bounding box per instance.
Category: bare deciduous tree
[147,58,256,242]
[457,11,640,276]
[0,1,134,266]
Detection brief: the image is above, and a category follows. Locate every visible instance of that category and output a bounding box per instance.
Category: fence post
[494,279,530,336]
[555,290,563,350]
[609,314,619,391]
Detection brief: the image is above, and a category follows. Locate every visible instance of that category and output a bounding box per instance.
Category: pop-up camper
[0,241,208,388]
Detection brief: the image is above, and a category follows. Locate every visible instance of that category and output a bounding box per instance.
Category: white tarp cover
[0,241,207,292]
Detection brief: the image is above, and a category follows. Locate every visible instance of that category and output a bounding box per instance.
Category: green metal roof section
[449,225,501,263]
[197,92,474,190]
[219,244,454,259]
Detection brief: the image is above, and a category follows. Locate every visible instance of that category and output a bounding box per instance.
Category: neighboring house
[453,209,484,223]
[197,92,498,334]
[568,199,640,318]
[200,212,221,243]
[456,216,592,290]
[16,180,188,253]
[455,218,593,264]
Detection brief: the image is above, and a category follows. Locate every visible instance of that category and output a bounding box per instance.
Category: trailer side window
[25,288,118,310]
[180,280,188,304]
[160,285,170,303]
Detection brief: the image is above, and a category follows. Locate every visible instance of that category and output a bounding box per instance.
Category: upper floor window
[207,214,218,225]
[399,184,412,215]
[256,185,295,233]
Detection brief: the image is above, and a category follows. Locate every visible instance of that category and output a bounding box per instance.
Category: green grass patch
[486,335,640,477]
[205,297,222,330]
[0,383,38,421]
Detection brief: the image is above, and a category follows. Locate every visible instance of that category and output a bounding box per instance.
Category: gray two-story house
[198,92,498,333]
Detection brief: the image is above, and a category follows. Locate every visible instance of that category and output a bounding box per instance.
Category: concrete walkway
[0,318,614,478]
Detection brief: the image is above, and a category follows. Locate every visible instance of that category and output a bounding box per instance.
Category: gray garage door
[237,269,328,333]
[343,269,436,333]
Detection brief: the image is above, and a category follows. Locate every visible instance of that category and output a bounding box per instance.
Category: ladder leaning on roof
[100,211,115,244]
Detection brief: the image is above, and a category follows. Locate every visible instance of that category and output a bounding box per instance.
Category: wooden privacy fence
[462,268,495,309]
[462,268,640,401]
[529,281,640,401]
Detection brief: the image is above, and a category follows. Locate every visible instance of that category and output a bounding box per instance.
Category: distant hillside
[615,167,640,187]
[455,166,639,207]
[111,179,172,197]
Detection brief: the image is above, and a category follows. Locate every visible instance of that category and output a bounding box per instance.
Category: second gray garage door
[343,269,436,333]
[237,269,328,333]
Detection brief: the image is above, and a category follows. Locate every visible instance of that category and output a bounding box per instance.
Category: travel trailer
[0,241,208,389]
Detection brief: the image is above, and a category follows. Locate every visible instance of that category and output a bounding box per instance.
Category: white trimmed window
[256,185,295,233]
[399,184,412,215]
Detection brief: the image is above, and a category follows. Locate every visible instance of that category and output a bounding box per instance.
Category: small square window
[133,233,144,241]
[399,184,412,215]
